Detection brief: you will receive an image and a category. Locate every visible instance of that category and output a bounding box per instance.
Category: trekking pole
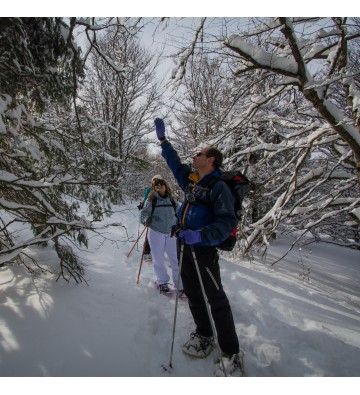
[136,227,149,284]
[190,244,227,377]
[127,226,147,258]
[136,217,141,246]
[162,239,185,372]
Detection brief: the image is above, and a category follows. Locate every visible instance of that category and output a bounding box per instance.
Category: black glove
[137,201,144,210]
[144,217,152,227]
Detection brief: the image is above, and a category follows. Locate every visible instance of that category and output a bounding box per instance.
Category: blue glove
[179,230,202,245]
[154,118,166,141]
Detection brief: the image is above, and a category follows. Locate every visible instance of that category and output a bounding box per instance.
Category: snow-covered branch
[225,35,299,78]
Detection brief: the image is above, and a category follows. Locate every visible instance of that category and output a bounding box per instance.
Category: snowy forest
[1,17,359,282]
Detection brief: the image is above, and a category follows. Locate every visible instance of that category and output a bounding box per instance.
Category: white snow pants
[148,228,183,289]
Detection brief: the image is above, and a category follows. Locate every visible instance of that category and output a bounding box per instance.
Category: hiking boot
[158,283,172,295]
[143,253,152,262]
[182,332,215,358]
[214,352,244,377]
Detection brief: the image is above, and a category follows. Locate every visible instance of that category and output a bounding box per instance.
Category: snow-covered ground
[1,202,359,391]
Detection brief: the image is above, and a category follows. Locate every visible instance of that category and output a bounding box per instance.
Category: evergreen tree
[0,18,102,282]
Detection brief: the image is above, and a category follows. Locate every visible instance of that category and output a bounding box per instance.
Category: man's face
[192,148,210,170]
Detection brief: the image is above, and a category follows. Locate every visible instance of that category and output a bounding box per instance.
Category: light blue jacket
[140,192,179,234]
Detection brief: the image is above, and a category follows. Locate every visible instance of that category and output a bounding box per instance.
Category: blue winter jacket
[161,140,237,247]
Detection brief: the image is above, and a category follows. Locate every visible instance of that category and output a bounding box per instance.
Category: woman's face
[154,179,166,196]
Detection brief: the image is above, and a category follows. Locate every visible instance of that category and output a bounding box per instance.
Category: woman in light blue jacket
[140,176,185,297]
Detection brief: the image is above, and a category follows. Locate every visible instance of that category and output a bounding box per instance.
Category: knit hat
[152,174,163,181]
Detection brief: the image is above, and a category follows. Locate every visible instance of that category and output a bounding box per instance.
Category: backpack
[195,171,251,251]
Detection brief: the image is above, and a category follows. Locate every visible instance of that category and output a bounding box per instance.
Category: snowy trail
[1,203,360,379]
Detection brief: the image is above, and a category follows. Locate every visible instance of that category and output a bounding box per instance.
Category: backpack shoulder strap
[151,196,157,216]
[170,197,177,213]
[204,176,224,199]
[188,176,223,207]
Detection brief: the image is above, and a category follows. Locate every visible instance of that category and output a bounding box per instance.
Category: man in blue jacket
[154,118,241,376]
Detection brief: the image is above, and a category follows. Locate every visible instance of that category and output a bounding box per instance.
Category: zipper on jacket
[206,267,220,291]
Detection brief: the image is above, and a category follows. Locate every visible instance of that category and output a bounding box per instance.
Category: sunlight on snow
[25,290,54,319]
[0,323,20,352]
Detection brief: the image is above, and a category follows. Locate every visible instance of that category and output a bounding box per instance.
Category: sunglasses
[154,180,165,186]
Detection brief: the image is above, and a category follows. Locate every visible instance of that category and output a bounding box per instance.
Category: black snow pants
[177,241,239,356]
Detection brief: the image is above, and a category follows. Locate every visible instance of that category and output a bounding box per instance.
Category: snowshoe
[143,253,152,263]
[155,282,173,296]
[214,351,245,377]
[177,289,187,300]
[182,332,215,358]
